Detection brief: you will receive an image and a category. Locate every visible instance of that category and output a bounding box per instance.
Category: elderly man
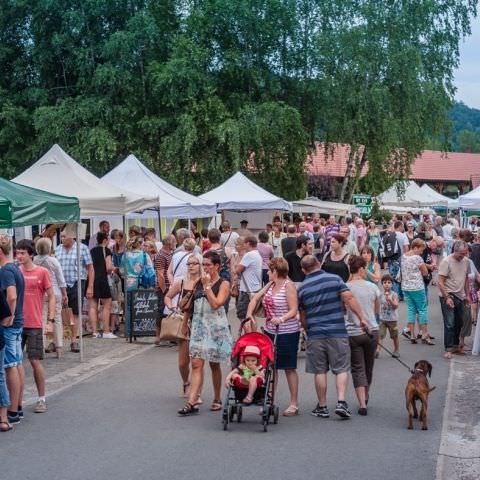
[298,255,368,419]
[89,220,110,249]
[433,216,444,237]
[339,225,359,256]
[55,231,94,353]
[298,221,314,242]
[438,240,470,359]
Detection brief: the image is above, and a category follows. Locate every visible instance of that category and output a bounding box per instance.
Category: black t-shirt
[285,251,305,283]
[422,246,433,285]
[281,237,297,257]
[90,246,112,285]
[0,262,24,329]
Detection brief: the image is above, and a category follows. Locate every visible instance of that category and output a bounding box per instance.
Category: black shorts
[66,281,86,315]
[22,328,44,361]
[156,290,166,327]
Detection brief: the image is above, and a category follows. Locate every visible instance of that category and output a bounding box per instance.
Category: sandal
[283,405,299,416]
[422,337,435,346]
[182,382,191,398]
[177,402,199,416]
[210,400,222,411]
[0,421,12,432]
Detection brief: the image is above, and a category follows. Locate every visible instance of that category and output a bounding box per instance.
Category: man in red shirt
[16,240,55,414]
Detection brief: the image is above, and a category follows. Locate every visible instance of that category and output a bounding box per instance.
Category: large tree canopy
[0,0,477,201]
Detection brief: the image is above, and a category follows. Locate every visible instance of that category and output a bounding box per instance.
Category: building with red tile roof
[308,143,480,193]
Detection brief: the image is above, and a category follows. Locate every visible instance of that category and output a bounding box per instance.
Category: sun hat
[242,345,261,358]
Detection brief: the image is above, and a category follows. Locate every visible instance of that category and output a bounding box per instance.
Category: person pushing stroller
[225,345,265,404]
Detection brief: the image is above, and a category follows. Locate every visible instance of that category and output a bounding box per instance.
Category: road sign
[352,194,373,216]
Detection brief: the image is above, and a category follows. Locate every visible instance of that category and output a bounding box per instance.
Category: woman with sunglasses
[178,251,232,416]
[165,253,203,398]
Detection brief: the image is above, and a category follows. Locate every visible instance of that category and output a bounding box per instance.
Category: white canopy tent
[377,181,437,208]
[292,198,359,216]
[420,184,459,209]
[102,154,216,218]
[459,186,480,210]
[382,205,435,215]
[13,145,158,216]
[199,172,291,211]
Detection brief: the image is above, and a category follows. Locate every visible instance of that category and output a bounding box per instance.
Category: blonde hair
[35,237,52,255]
[0,234,12,256]
[185,253,203,282]
[143,240,157,255]
[183,238,196,252]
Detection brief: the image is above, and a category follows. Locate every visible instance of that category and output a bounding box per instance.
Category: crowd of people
[0,211,479,431]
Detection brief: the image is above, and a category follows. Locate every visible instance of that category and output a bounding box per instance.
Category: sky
[455,14,480,109]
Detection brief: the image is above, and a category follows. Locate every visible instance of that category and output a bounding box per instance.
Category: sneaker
[335,402,351,419]
[18,407,24,419]
[7,412,20,424]
[34,399,48,413]
[92,333,101,338]
[358,407,368,416]
[311,404,330,418]
[102,332,118,339]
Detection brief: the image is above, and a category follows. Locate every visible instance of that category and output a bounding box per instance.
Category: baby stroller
[222,331,279,432]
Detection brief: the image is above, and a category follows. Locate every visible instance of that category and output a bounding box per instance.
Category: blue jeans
[3,327,23,368]
[440,296,465,351]
[387,258,403,300]
[0,347,10,407]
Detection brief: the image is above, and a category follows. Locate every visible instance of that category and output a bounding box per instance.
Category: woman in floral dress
[178,250,232,416]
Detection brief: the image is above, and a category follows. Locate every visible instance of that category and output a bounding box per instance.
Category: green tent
[0,177,80,228]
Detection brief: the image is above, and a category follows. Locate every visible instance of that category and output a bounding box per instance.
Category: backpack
[380,232,399,259]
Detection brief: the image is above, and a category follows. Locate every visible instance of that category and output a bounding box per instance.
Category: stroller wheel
[229,405,236,422]
[237,406,243,423]
[263,419,268,432]
[273,406,279,424]
[222,410,229,431]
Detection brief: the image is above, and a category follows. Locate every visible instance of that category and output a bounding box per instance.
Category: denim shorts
[3,326,23,368]
[0,347,10,407]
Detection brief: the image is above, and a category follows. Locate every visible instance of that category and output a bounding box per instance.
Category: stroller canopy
[232,332,274,368]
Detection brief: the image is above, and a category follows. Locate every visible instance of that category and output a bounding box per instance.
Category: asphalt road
[2,289,449,480]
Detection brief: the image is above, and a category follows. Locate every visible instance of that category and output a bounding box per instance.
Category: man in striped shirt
[298,255,367,419]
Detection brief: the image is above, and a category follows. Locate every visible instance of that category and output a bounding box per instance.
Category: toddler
[225,345,265,404]
[377,274,400,358]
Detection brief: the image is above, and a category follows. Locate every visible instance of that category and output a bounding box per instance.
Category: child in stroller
[225,345,265,404]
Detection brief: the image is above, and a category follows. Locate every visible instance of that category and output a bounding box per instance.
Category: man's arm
[46,286,56,320]
[1,285,17,327]
[235,264,246,275]
[341,290,368,329]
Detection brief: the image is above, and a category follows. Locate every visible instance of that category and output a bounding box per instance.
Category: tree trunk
[339,145,357,202]
[344,147,368,204]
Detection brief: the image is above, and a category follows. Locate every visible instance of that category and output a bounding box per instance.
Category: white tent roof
[420,184,459,209]
[199,172,291,211]
[459,185,480,210]
[292,198,359,216]
[377,181,434,208]
[102,154,216,219]
[13,145,158,216]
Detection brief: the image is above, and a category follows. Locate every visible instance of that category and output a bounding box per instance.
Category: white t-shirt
[239,250,262,293]
[346,280,380,336]
[221,231,239,249]
[171,251,192,280]
[443,224,453,241]
[395,231,409,255]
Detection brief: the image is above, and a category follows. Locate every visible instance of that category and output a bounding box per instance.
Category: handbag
[178,280,200,313]
[159,310,190,341]
[139,252,157,288]
[61,306,75,338]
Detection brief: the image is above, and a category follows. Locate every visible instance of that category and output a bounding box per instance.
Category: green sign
[352,194,372,215]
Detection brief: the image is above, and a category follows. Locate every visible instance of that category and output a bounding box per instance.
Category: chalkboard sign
[128,289,158,341]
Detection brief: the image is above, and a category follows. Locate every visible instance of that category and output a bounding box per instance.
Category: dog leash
[365,330,414,373]
[376,342,414,373]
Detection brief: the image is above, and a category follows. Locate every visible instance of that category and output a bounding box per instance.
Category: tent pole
[157,208,162,241]
[76,223,84,362]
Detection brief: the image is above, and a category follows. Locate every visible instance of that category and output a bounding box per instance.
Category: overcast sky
[455,14,480,109]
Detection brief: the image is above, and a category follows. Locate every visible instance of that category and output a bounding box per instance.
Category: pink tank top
[263,280,299,334]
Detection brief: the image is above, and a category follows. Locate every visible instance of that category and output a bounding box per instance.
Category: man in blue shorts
[298,255,367,419]
[0,234,25,424]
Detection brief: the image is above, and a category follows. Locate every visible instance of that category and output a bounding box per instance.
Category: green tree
[458,129,480,153]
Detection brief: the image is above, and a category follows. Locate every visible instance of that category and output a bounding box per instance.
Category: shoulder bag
[159,281,190,341]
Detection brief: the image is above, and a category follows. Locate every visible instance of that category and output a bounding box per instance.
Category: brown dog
[405,360,436,430]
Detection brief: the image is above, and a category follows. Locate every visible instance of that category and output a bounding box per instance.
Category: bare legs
[314,372,348,405]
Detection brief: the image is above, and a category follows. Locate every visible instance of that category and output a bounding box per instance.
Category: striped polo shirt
[298,270,349,339]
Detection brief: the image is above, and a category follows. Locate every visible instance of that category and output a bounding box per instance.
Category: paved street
[2,290,478,480]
